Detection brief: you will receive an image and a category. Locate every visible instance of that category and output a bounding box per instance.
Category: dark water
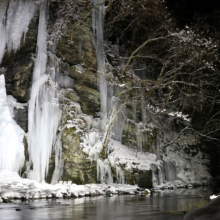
[0,187,213,220]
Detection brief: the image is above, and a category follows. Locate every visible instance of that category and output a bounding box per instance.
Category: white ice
[97,159,113,184]
[0,0,35,63]
[28,3,61,182]
[0,75,25,173]
[7,95,25,117]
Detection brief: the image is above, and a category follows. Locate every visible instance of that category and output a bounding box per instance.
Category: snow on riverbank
[210,195,219,200]
[0,170,145,202]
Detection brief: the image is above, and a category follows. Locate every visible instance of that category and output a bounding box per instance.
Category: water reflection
[0,187,213,220]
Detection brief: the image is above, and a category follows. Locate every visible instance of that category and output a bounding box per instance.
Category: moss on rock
[60,127,97,184]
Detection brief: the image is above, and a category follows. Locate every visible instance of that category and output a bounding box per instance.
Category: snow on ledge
[108,139,161,170]
[0,170,148,201]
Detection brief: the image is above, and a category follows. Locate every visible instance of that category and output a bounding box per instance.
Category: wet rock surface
[61,127,97,184]
[184,196,220,220]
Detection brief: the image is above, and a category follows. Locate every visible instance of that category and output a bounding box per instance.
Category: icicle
[0,1,7,63]
[91,0,105,69]
[51,132,64,184]
[116,165,125,184]
[0,0,34,173]
[158,168,165,185]
[48,52,74,88]
[97,159,113,184]
[152,165,165,186]
[111,96,126,142]
[136,123,144,152]
[91,0,128,184]
[28,3,61,182]
[0,0,35,63]
[0,75,25,172]
[91,0,108,114]
[164,161,176,181]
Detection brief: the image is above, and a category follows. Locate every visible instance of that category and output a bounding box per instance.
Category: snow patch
[0,169,143,200]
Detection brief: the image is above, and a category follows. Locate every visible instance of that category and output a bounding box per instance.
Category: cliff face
[0,0,217,188]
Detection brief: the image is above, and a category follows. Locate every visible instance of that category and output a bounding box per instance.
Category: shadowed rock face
[14,107,28,132]
[184,197,220,220]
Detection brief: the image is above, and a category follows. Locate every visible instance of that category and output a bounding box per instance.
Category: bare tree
[100,0,220,154]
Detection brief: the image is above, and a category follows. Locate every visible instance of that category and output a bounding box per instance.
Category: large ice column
[0,0,35,63]
[91,0,105,69]
[28,3,61,182]
[0,75,25,172]
[91,0,107,114]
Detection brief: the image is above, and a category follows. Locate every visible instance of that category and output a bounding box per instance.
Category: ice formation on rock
[28,3,61,182]
[91,0,126,182]
[0,0,35,63]
[51,133,64,184]
[0,0,35,174]
[164,161,176,181]
[0,75,25,172]
[116,165,125,184]
[97,159,113,184]
[7,95,25,117]
[91,0,107,114]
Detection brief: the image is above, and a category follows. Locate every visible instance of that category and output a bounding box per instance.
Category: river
[0,187,213,220]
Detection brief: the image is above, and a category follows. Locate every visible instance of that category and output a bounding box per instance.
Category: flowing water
[0,187,213,220]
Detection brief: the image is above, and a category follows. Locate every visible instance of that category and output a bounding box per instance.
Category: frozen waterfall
[91,0,107,114]
[0,0,35,63]
[91,0,126,183]
[28,3,61,182]
[0,0,35,173]
[0,75,25,172]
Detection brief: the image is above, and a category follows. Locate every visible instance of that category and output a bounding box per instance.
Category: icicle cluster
[0,0,35,63]
[111,96,126,142]
[97,159,113,184]
[28,3,61,182]
[0,75,25,172]
[164,161,176,181]
[51,133,64,184]
[116,165,125,184]
[0,0,35,174]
